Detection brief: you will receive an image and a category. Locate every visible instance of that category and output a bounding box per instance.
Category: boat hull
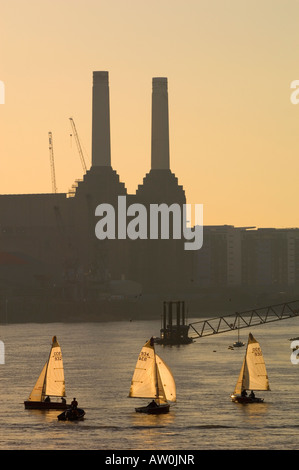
[57,408,85,421]
[24,401,69,410]
[135,403,170,414]
[231,395,264,404]
[232,341,245,347]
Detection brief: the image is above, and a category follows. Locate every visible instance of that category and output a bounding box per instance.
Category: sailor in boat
[58,398,85,421]
[71,397,78,409]
[148,400,159,409]
[68,397,79,417]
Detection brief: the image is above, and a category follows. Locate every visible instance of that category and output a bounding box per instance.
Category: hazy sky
[1,0,299,228]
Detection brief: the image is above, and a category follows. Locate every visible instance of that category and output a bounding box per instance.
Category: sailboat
[231,332,270,404]
[231,315,244,348]
[129,337,176,414]
[24,336,69,410]
[232,327,245,348]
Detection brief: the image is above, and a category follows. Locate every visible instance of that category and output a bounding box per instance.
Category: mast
[241,339,249,391]
[41,337,53,400]
[152,337,160,401]
[233,336,249,395]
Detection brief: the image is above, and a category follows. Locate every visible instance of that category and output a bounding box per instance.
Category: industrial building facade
[0,72,298,321]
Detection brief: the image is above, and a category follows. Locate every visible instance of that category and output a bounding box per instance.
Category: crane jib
[189,300,299,339]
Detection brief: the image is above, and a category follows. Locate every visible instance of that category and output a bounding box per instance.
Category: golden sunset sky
[0,0,299,228]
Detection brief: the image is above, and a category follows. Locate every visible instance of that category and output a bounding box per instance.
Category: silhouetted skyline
[1,1,299,228]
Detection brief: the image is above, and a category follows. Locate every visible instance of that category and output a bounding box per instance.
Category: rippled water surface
[1,318,299,450]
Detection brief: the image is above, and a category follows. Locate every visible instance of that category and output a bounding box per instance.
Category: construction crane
[48,132,57,194]
[69,117,87,173]
[155,299,299,345]
[188,299,299,340]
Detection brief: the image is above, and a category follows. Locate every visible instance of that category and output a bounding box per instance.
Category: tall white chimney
[151,77,170,170]
[92,71,111,167]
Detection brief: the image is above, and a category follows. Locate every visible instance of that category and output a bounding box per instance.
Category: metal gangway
[188,299,299,340]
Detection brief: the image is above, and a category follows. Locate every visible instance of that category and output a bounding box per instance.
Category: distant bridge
[188,299,299,340]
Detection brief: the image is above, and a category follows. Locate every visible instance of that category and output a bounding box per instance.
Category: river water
[0,318,299,450]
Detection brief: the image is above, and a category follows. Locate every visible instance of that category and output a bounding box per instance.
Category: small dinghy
[128,337,176,414]
[24,336,69,410]
[232,316,245,348]
[231,332,270,404]
[57,408,85,421]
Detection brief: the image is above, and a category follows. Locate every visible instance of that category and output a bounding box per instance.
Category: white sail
[156,354,176,403]
[233,357,246,395]
[44,336,66,397]
[156,363,168,405]
[28,362,47,402]
[129,339,158,399]
[28,336,66,402]
[234,333,270,394]
[129,339,177,405]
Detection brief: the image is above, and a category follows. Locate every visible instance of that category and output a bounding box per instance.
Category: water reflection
[130,411,175,427]
[233,402,270,421]
[26,409,61,423]
[129,410,175,449]
[2,321,299,450]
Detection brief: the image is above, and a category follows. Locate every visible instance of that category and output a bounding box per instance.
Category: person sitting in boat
[61,397,66,404]
[71,398,78,409]
[44,396,51,402]
[241,389,247,397]
[148,400,158,409]
[70,398,79,416]
[249,390,255,398]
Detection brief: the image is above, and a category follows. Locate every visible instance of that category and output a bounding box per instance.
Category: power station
[0,72,188,322]
[1,71,299,323]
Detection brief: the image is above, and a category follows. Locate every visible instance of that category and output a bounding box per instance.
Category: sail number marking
[138,351,150,362]
[252,347,262,356]
[53,352,62,361]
